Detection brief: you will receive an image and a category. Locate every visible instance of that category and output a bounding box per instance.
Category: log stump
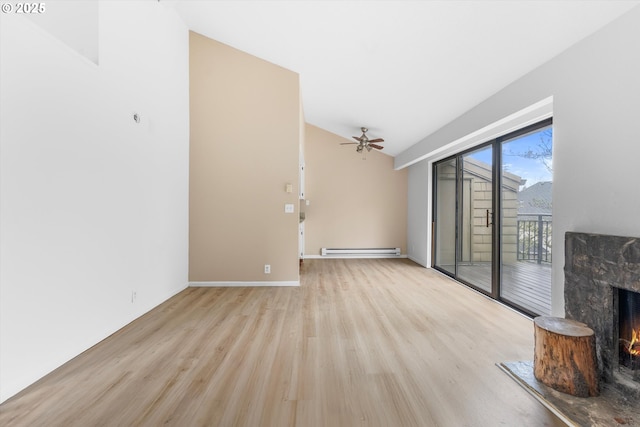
[533,316,599,397]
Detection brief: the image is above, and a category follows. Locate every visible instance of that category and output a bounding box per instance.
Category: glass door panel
[500,126,553,315]
[456,145,493,293]
[434,159,457,275]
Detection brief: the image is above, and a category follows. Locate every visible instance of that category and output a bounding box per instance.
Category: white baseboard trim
[304,254,408,259]
[189,281,300,287]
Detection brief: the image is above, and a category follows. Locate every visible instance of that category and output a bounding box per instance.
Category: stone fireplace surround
[564,231,640,396]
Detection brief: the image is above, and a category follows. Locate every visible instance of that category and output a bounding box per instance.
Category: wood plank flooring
[0,259,564,426]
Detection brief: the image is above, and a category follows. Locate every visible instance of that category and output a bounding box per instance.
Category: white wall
[402,5,640,317]
[24,0,99,64]
[0,1,189,402]
[407,161,430,267]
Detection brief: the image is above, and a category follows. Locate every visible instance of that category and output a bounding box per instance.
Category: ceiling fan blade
[369,143,384,150]
[368,138,384,143]
[340,142,359,145]
[352,136,362,141]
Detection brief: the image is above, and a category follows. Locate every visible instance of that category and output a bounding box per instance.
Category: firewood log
[533,316,599,397]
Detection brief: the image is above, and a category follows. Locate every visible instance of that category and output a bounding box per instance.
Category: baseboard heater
[321,247,401,257]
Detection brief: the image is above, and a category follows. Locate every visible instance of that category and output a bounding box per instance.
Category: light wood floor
[0,259,564,426]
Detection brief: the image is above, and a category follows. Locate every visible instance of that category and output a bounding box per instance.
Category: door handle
[486,209,493,227]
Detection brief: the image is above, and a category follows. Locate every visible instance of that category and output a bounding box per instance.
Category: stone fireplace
[564,232,640,398]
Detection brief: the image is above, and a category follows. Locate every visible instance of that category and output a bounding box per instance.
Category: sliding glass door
[433,119,553,316]
[456,145,493,293]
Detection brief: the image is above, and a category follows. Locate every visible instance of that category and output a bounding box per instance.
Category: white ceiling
[169,0,639,157]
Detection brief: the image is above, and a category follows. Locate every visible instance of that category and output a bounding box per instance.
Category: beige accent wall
[189,32,300,282]
[304,124,407,255]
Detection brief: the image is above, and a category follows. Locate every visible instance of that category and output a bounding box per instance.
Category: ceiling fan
[340,127,384,153]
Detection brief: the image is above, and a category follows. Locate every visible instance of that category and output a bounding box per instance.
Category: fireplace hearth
[565,232,640,399]
[497,232,640,425]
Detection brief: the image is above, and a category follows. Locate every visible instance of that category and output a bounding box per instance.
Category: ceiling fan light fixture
[341,127,385,155]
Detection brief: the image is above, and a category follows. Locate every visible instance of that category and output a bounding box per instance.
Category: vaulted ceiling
[170,0,639,157]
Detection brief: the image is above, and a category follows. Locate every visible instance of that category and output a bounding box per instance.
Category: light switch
[285,183,293,193]
[285,203,295,213]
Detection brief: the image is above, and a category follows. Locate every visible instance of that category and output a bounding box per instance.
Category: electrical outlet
[131,290,137,303]
[264,264,271,274]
